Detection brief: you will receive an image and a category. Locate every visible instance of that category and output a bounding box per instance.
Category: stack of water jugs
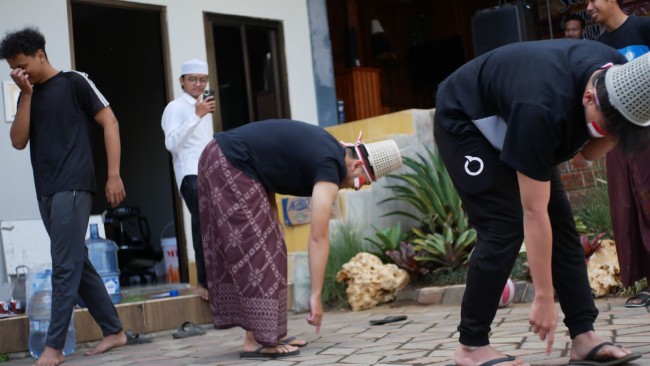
[26,266,76,358]
[26,224,122,358]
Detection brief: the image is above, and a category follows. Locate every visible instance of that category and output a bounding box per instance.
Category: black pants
[180,175,206,288]
[38,191,122,350]
[433,115,598,347]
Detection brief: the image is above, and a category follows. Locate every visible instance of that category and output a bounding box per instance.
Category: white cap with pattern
[362,140,403,181]
[605,53,650,126]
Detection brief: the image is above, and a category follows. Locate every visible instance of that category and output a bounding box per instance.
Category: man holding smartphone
[161,59,215,300]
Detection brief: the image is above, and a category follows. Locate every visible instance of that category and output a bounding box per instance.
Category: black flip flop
[568,342,642,366]
[172,321,206,338]
[125,329,153,345]
[369,315,407,325]
[624,291,650,308]
[239,345,300,359]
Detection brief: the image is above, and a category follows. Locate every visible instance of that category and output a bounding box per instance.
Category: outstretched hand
[306,293,323,335]
[529,296,557,355]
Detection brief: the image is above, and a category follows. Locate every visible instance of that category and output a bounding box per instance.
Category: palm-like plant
[379,146,464,234]
[365,222,402,263]
[379,145,476,272]
[412,223,476,271]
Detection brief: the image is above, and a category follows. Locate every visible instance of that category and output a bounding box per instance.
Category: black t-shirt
[28,71,108,198]
[597,15,650,61]
[215,119,347,197]
[436,39,626,181]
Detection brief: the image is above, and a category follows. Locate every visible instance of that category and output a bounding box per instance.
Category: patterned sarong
[198,139,288,346]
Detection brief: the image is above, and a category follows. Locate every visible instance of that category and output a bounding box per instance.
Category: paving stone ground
[4,298,649,366]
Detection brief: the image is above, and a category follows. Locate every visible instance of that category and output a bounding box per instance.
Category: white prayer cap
[181,59,208,76]
[605,53,650,126]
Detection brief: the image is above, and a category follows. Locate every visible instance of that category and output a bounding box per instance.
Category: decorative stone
[587,239,622,297]
[336,252,409,311]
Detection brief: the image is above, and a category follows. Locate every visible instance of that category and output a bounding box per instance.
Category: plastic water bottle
[27,269,76,358]
[86,223,122,304]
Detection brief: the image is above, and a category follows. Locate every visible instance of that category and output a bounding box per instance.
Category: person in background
[0,27,127,366]
[589,0,650,308]
[161,59,215,301]
[563,13,586,39]
[198,119,402,359]
[434,39,650,366]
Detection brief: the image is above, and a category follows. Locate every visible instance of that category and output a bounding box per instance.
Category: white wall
[0,0,71,220]
[0,0,319,224]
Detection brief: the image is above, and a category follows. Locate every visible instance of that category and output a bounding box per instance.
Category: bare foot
[243,331,298,354]
[196,285,209,301]
[280,336,307,347]
[453,344,529,366]
[570,331,636,362]
[84,330,127,356]
[34,347,64,366]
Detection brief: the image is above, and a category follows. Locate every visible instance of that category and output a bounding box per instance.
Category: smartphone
[203,89,215,98]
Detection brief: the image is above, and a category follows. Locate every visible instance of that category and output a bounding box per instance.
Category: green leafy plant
[323,220,367,308]
[364,222,403,263]
[380,145,466,235]
[412,222,476,272]
[365,223,433,276]
[0,353,8,363]
[576,176,612,239]
[379,145,476,275]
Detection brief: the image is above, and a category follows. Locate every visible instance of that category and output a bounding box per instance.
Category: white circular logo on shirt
[464,155,484,176]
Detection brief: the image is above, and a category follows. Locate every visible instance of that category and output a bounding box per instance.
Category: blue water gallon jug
[86,223,122,304]
[27,269,76,358]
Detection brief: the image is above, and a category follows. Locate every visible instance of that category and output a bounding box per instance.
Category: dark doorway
[70,1,188,284]
[205,14,291,132]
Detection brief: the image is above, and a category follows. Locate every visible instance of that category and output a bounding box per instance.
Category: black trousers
[180,175,206,288]
[433,114,598,347]
[38,191,122,349]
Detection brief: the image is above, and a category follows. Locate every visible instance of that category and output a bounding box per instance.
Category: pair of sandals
[624,290,650,308]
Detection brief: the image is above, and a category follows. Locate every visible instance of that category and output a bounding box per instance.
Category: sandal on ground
[172,321,206,339]
[239,345,300,359]
[369,315,407,325]
[624,290,650,308]
[568,342,642,366]
[125,329,153,345]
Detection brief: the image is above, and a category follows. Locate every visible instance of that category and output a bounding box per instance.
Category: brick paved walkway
[4,298,649,366]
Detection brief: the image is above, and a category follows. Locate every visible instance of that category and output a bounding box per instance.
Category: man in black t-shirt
[1,27,127,365]
[198,120,403,359]
[434,39,650,366]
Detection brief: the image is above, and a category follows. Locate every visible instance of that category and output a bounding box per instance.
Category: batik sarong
[198,139,288,346]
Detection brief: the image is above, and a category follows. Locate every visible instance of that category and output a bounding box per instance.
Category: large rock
[336,252,409,311]
[587,239,622,297]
